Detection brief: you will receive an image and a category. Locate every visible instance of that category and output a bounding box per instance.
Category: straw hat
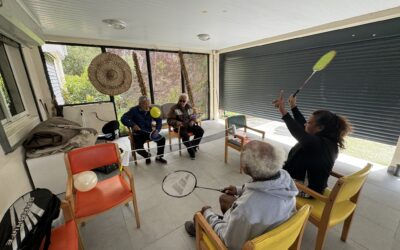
[88,52,132,95]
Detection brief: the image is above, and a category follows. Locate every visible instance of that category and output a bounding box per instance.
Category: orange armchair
[64,143,140,229]
[47,200,83,250]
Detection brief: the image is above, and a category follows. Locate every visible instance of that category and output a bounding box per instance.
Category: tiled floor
[79,120,400,250]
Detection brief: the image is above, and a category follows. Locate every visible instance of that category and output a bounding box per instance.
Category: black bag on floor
[0,188,61,250]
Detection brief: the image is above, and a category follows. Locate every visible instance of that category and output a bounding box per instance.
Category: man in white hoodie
[185,140,298,249]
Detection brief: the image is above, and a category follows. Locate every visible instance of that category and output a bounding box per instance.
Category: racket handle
[293,89,300,97]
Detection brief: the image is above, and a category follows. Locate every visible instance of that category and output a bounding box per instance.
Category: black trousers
[133,133,165,158]
[179,125,204,149]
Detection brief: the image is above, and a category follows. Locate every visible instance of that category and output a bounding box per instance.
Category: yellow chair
[295,163,372,250]
[224,115,265,172]
[194,204,312,250]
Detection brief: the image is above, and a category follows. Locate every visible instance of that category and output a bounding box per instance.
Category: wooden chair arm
[65,176,75,213]
[194,212,227,250]
[245,126,265,139]
[122,166,134,182]
[295,181,329,203]
[60,200,74,222]
[330,171,344,178]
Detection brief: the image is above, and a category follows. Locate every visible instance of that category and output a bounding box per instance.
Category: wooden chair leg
[224,144,228,163]
[169,134,172,151]
[131,199,140,228]
[315,226,328,250]
[179,137,182,156]
[341,212,355,241]
[78,232,85,250]
[132,150,137,165]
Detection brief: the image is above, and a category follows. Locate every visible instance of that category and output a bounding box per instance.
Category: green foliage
[62,69,109,104]
[62,46,101,75]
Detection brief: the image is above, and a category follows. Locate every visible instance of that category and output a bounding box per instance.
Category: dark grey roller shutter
[220,18,400,145]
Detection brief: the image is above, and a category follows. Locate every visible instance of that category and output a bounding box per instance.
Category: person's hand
[201,206,211,214]
[272,90,288,116]
[221,185,237,195]
[288,94,297,109]
[133,125,141,131]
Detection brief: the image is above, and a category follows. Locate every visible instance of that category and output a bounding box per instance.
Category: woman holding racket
[273,91,352,196]
[121,96,167,165]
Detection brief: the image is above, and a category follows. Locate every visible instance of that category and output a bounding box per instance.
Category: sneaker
[155,156,168,164]
[184,221,196,237]
[145,158,151,165]
[188,148,195,160]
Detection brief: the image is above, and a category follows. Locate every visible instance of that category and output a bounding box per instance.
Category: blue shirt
[121,106,162,134]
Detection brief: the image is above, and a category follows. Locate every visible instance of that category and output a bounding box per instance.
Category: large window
[42,43,210,122]
[0,43,25,122]
[43,45,109,105]
[183,53,209,119]
[105,48,150,131]
[150,51,182,105]
[0,36,40,153]
[0,72,7,120]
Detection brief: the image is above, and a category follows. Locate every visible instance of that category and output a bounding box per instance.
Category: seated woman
[185,140,298,249]
[273,91,352,195]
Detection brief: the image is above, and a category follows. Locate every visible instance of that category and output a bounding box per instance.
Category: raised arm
[274,91,318,149]
[288,95,306,125]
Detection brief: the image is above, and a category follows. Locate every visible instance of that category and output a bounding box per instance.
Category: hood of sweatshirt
[244,169,298,200]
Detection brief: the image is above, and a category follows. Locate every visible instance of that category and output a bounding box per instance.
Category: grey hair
[138,95,149,103]
[179,93,189,100]
[241,141,285,179]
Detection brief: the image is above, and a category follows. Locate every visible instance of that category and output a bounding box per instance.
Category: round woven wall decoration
[88,52,132,95]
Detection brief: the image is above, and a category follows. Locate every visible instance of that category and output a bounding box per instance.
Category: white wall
[0,46,52,217]
[0,146,32,218]
[22,46,53,120]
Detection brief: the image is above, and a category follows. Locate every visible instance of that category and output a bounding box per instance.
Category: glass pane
[0,44,24,116]
[183,54,209,119]
[105,48,150,132]
[150,51,182,105]
[0,71,6,120]
[42,44,109,105]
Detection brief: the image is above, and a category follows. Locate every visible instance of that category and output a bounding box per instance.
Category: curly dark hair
[313,110,352,149]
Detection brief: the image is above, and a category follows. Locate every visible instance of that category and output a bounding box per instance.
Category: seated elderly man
[185,140,298,249]
[167,93,204,159]
[121,96,167,165]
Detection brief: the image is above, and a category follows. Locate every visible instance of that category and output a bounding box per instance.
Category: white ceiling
[20,0,400,51]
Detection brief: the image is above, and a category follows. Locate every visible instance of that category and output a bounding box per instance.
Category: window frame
[40,42,211,120]
[0,35,41,153]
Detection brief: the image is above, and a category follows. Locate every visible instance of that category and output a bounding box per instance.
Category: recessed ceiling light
[197,33,210,41]
[102,19,127,30]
